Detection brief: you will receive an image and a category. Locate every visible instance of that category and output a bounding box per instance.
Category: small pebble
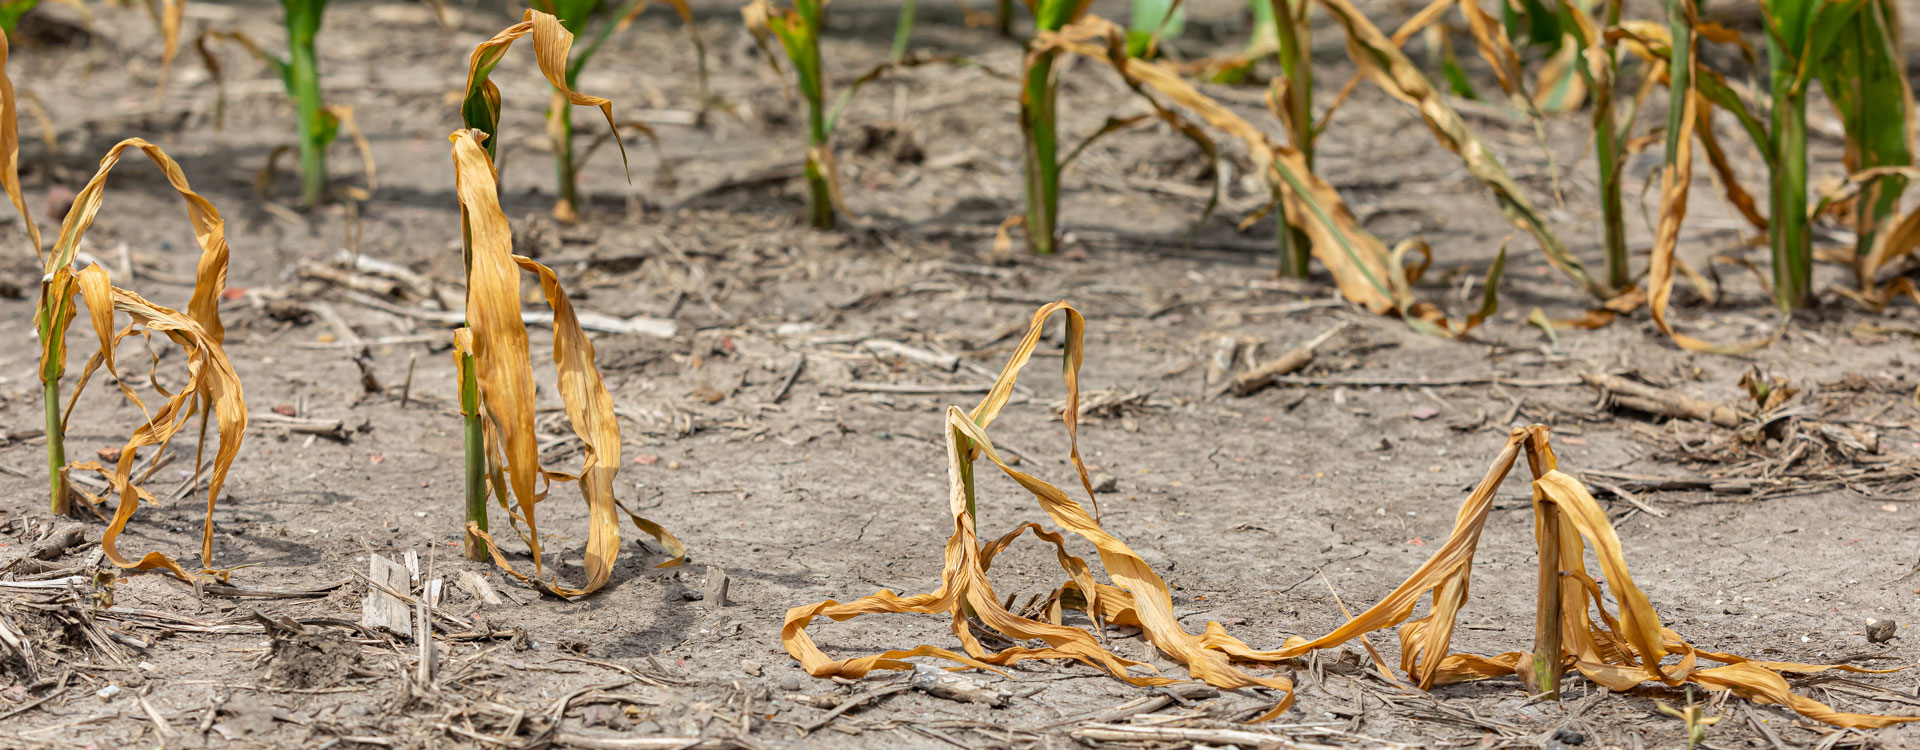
[777,673,803,691]
[1867,618,1897,644]
[740,659,763,677]
[680,589,704,601]
[1092,473,1117,493]
[1553,727,1585,745]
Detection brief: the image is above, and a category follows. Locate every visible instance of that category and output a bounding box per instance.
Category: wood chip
[360,554,413,637]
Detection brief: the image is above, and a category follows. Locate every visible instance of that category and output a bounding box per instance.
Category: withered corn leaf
[451,129,679,598]
[0,33,38,258]
[783,302,1298,721]
[1645,5,1776,353]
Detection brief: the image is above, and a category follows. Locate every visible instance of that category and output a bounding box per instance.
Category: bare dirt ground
[0,0,1917,747]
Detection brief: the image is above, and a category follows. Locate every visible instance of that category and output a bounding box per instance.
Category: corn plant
[1019,0,1093,254]
[783,301,1300,720]
[455,13,681,589]
[1749,0,1910,310]
[38,140,247,580]
[1812,0,1910,285]
[1266,425,1920,728]
[198,0,357,207]
[529,0,698,221]
[1658,0,1911,313]
[745,0,837,229]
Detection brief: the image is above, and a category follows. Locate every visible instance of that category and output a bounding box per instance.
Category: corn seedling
[529,0,699,221]
[1558,1,1630,291]
[34,138,248,581]
[1813,1,1912,295]
[744,0,838,229]
[782,301,1299,719]
[199,1,377,207]
[1684,0,1913,312]
[454,13,681,592]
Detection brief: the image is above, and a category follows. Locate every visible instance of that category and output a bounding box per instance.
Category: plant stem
[43,372,68,516]
[995,0,1013,37]
[460,353,487,560]
[36,283,70,516]
[1593,0,1627,291]
[891,0,916,62]
[1767,31,1811,312]
[1021,49,1059,254]
[1525,493,1563,699]
[552,102,580,221]
[1272,0,1311,277]
[458,219,488,561]
[284,0,327,208]
[803,61,833,229]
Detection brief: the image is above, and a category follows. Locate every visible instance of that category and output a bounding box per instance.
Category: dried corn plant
[456,9,627,561]
[783,302,1298,720]
[1141,426,1915,729]
[451,128,684,597]
[33,138,248,583]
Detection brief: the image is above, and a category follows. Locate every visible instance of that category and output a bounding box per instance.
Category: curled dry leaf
[782,302,1297,721]
[451,129,681,598]
[38,138,246,581]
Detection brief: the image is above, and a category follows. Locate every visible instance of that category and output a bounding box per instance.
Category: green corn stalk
[1271,0,1311,277]
[1561,0,1627,290]
[205,0,338,206]
[892,0,916,62]
[1813,0,1910,278]
[35,276,72,516]
[758,0,834,229]
[1766,0,1815,311]
[283,0,330,207]
[1020,0,1091,254]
